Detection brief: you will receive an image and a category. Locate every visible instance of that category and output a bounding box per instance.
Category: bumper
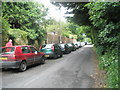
[1,60,21,69]
[62,50,68,54]
[44,53,55,58]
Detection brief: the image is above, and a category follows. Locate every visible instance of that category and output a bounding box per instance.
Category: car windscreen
[60,44,65,48]
[67,44,72,46]
[0,47,15,55]
[42,44,53,49]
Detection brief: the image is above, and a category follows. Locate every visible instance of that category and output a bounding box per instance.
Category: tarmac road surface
[2,45,95,88]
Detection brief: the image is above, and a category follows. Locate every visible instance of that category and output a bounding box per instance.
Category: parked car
[39,44,63,58]
[67,43,76,51]
[84,42,87,45]
[71,43,77,51]
[74,43,79,49]
[76,42,82,48]
[81,42,85,46]
[0,45,45,72]
[58,44,71,54]
[65,43,73,51]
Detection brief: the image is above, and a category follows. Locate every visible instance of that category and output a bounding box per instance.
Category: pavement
[1,45,96,88]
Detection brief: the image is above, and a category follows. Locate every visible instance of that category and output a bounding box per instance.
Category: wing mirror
[35,51,38,54]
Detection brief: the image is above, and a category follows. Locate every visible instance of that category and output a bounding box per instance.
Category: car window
[1,47,15,55]
[58,45,63,49]
[60,44,65,48]
[21,47,30,53]
[67,43,72,46]
[54,44,58,49]
[58,45,61,49]
[55,44,61,49]
[30,47,37,53]
[42,44,53,49]
[65,44,68,48]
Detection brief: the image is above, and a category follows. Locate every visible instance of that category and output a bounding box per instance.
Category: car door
[30,47,42,64]
[21,46,34,65]
[57,45,62,55]
[54,44,61,56]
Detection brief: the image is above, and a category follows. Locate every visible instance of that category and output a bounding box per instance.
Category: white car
[81,42,85,46]
[75,42,81,48]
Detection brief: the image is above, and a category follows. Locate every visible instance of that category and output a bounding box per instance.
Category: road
[1,45,95,88]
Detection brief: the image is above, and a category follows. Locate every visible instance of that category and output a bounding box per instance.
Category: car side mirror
[35,51,38,54]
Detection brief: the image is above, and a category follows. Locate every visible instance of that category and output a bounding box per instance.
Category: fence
[46,33,77,44]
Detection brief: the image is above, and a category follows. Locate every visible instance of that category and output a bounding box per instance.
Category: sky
[36,0,67,22]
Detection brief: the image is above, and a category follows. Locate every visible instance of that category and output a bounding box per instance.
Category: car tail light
[52,45,54,51]
[8,55,16,61]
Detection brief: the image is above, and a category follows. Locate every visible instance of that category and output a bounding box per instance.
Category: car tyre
[60,53,63,57]
[19,61,27,72]
[53,54,58,59]
[41,57,45,64]
[67,51,69,54]
[2,68,8,71]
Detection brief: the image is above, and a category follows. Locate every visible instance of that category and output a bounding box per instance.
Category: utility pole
[59,5,62,44]
[45,22,48,44]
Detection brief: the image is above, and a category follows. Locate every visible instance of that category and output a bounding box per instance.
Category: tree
[52,2,91,25]
[2,2,49,46]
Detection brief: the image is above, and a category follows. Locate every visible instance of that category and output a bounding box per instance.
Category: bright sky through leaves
[36,0,67,22]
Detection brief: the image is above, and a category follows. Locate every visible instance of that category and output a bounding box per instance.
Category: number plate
[0,57,7,60]
[45,55,49,57]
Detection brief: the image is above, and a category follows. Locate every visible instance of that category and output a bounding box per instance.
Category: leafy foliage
[87,2,119,88]
[2,2,49,46]
[46,21,86,40]
[2,17,10,45]
[99,49,118,88]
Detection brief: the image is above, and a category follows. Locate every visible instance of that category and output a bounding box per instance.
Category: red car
[0,45,45,71]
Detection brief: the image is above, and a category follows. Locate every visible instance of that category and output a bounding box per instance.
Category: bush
[98,48,118,88]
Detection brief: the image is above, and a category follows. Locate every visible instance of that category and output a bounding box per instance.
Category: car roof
[43,44,54,45]
[59,44,65,45]
[59,43,64,44]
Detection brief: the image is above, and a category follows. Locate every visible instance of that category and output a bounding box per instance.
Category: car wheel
[2,68,8,71]
[19,61,27,72]
[66,51,69,54]
[60,53,63,57]
[41,57,45,64]
[53,54,58,59]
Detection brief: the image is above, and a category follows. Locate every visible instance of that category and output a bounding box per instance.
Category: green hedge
[96,47,118,88]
